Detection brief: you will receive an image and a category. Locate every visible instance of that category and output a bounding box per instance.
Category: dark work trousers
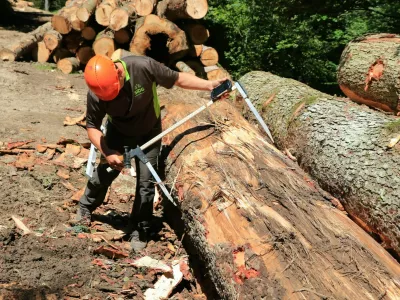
[79,120,162,231]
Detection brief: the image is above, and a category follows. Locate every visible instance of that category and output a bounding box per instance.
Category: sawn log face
[159,88,400,300]
[239,71,400,256]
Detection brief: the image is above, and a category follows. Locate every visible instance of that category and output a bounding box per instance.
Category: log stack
[0,0,229,80]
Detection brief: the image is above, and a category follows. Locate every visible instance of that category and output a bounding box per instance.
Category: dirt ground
[0,26,207,300]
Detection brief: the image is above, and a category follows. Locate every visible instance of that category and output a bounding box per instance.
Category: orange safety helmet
[84,55,120,101]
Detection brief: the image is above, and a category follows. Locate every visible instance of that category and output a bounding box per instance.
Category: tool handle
[123,146,131,168]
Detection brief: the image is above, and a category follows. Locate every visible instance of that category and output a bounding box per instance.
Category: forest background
[2,0,400,95]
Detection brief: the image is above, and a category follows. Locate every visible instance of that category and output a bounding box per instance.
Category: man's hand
[105,152,124,171]
[210,78,231,100]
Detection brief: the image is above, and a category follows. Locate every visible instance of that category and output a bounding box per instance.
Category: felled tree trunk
[205,65,229,80]
[32,41,51,62]
[157,0,208,20]
[159,88,400,299]
[129,14,189,57]
[95,0,118,26]
[76,45,94,64]
[338,33,400,113]
[52,47,73,63]
[57,57,80,74]
[76,0,98,22]
[92,29,115,57]
[43,30,62,51]
[184,23,209,45]
[134,0,157,16]
[109,1,137,31]
[114,29,132,44]
[0,22,52,61]
[239,71,400,255]
[51,0,83,34]
[81,26,96,40]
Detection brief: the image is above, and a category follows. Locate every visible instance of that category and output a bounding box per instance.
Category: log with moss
[158,87,400,299]
[338,33,400,113]
[239,71,400,255]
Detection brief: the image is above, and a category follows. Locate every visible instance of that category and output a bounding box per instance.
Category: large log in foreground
[239,71,400,255]
[338,34,400,113]
[159,88,400,299]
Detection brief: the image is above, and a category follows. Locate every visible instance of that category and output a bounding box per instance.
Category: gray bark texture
[239,71,400,255]
[158,87,400,300]
[337,33,400,113]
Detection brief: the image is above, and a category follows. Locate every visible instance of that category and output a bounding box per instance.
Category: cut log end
[114,29,131,44]
[93,37,115,57]
[57,57,80,74]
[134,0,156,16]
[0,49,16,61]
[81,27,96,41]
[51,15,71,35]
[32,41,51,63]
[43,30,62,51]
[53,48,73,63]
[200,46,219,66]
[76,46,94,64]
[76,7,90,22]
[95,4,114,26]
[109,9,130,31]
[186,0,208,19]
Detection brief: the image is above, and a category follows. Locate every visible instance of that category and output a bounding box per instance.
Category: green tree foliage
[205,0,400,94]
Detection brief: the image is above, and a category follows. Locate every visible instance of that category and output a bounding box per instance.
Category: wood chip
[11,215,32,235]
[131,256,173,273]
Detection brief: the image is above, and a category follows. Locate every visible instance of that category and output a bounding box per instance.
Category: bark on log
[133,0,157,16]
[239,71,400,255]
[0,22,52,61]
[76,0,98,22]
[76,45,94,64]
[110,49,134,61]
[157,0,208,20]
[109,1,137,31]
[52,47,73,63]
[338,33,400,113]
[185,23,209,45]
[176,61,195,74]
[92,29,115,57]
[32,41,51,63]
[114,29,132,44]
[95,0,118,26]
[129,14,189,57]
[159,87,400,299]
[57,57,80,74]
[43,29,62,51]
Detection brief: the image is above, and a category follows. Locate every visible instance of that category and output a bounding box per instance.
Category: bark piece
[157,0,208,20]
[43,29,62,51]
[32,41,51,63]
[57,57,80,74]
[95,0,118,26]
[76,0,99,22]
[338,33,400,113]
[131,256,173,273]
[144,260,185,300]
[109,1,137,31]
[129,14,189,57]
[239,71,400,255]
[0,22,52,61]
[160,88,400,299]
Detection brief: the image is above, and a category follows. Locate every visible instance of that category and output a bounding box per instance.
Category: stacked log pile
[0,0,230,80]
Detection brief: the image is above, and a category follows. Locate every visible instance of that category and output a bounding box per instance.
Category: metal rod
[140,99,214,150]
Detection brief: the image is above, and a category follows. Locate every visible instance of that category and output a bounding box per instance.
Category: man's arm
[174,72,227,91]
[87,127,123,170]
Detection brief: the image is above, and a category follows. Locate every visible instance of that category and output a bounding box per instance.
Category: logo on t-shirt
[134,84,145,96]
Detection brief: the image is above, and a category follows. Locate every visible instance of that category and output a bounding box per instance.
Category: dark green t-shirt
[86,55,179,136]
